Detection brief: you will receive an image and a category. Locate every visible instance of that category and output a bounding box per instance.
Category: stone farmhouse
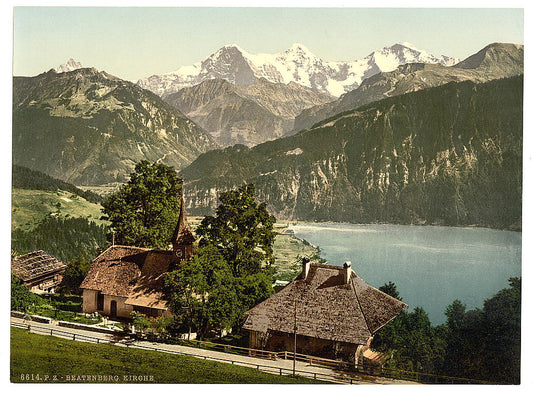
[80,197,195,319]
[11,250,67,293]
[243,259,407,365]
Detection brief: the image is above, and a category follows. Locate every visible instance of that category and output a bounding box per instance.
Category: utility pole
[293,299,297,377]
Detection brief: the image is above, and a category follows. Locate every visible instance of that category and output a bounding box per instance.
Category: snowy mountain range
[137,43,460,97]
[54,58,83,73]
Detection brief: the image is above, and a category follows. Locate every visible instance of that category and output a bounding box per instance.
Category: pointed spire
[170,194,196,248]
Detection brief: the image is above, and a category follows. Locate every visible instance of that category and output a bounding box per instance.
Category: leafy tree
[375,279,521,384]
[164,186,277,337]
[441,277,521,384]
[480,277,521,383]
[11,274,44,312]
[164,245,239,339]
[444,300,466,331]
[194,184,277,328]
[379,281,402,300]
[131,311,152,332]
[59,258,92,295]
[373,283,445,375]
[236,272,275,313]
[101,161,183,248]
[196,184,277,277]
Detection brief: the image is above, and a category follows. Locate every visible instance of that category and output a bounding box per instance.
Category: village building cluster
[11,195,407,365]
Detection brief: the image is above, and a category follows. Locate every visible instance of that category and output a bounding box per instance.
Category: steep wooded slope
[181,76,522,230]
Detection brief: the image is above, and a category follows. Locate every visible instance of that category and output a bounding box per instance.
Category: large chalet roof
[80,245,174,310]
[11,250,67,282]
[243,263,407,345]
[170,196,195,246]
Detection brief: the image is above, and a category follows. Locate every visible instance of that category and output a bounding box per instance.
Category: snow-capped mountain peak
[137,43,460,98]
[54,58,83,73]
[286,43,314,54]
[400,42,420,50]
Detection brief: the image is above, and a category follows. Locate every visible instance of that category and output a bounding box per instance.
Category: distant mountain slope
[181,76,523,230]
[13,68,217,185]
[164,78,334,147]
[293,43,523,133]
[12,165,103,203]
[138,42,458,97]
[11,188,105,232]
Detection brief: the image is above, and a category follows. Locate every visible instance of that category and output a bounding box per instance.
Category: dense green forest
[373,278,521,384]
[11,216,108,263]
[12,165,103,203]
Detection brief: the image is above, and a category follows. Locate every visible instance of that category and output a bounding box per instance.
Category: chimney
[343,261,352,284]
[301,258,311,280]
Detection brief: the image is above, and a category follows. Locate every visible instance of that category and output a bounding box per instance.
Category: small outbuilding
[242,259,407,365]
[11,250,67,293]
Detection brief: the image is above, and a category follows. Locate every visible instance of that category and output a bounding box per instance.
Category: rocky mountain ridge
[137,42,459,98]
[13,68,217,185]
[293,43,523,133]
[163,78,334,147]
[180,76,523,230]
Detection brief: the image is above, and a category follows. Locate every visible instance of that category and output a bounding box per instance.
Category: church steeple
[170,193,195,261]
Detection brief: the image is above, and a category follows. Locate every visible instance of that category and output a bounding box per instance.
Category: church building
[80,196,195,319]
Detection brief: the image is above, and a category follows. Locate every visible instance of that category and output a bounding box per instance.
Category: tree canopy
[163,245,239,339]
[372,278,521,384]
[196,184,277,277]
[164,184,277,338]
[101,161,183,249]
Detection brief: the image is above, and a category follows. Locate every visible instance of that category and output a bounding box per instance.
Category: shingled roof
[80,245,175,309]
[170,196,195,246]
[243,263,407,345]
[11,250,67,282]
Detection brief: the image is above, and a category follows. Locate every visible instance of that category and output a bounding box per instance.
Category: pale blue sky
[13,7,524,82]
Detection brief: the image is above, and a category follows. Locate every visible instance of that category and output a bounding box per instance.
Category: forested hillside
[181,76,522,230]
[13,165,103,203]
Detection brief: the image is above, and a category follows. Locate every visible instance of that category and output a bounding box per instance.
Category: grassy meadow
[10,327,323,384]
[11,188,106,231]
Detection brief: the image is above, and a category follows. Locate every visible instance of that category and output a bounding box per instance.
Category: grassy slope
[10,328,322,384]
[11,189,106,231]
[272,223,322,281]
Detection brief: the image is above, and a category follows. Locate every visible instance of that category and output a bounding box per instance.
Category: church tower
[170,194,196,262]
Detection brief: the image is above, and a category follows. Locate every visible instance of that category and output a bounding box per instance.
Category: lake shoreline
[285,220,522,233]
[287,222,521,325]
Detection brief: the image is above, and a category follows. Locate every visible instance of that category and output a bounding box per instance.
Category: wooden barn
[11,250,67,293]
[80,197,195,319]
[243,260,407,365]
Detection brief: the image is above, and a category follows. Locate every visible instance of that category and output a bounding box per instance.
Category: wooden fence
[11,321,493,385]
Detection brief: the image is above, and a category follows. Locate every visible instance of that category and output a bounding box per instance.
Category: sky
[12,6,524,82]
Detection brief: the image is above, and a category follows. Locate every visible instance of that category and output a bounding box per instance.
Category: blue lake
[289,223,522,325]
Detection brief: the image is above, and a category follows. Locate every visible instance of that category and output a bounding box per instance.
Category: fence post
[72,334,76,341]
